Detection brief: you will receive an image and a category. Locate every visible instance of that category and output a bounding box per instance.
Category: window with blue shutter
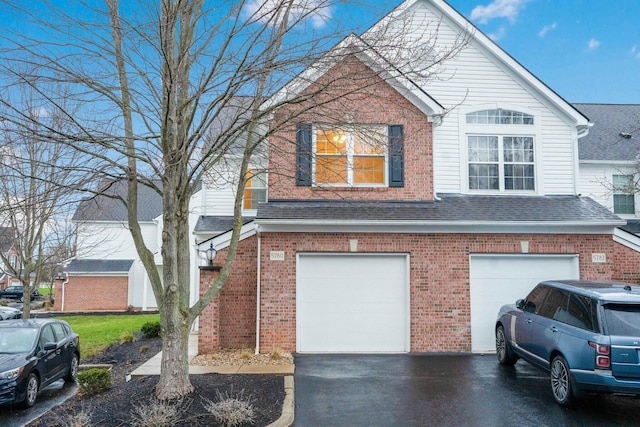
[388,125,404,187]
[296,123,313,186]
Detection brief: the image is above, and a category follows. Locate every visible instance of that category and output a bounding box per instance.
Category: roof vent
[620,132,633,139]
[624,285,632,291]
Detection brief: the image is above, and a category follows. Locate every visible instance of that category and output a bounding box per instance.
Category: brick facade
[199,235,258,353]
[257,232,622,353]
[268,54,434,202]
[54,276,128,311]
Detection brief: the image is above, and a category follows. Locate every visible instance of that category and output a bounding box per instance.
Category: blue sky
[327,0,640,104]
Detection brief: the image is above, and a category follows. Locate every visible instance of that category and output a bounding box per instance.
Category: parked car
[495,280,640,406]
[0,306,21,320]
[0,285,39,302]
[0,319,79,407]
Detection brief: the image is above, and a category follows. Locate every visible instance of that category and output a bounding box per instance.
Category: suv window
[39,325,56,346]
[524,285,549,313]
[51,323,67,341]
[539,287,568,319]
[603,304,640,336]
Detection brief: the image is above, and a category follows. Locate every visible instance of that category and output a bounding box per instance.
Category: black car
[0,319,79,407]
[0,286,39,302]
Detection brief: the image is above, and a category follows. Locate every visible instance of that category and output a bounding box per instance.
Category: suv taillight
[589,341,610,369]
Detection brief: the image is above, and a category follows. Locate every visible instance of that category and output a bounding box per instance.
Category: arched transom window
[465,109,536,192]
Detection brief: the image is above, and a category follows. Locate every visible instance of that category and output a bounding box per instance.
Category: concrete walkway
[131,332,294,376]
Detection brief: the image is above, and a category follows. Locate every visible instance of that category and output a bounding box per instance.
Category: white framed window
[243,169,267,210]
[464,108,537,193]
[613,174,635,215]
[313,125,387,186]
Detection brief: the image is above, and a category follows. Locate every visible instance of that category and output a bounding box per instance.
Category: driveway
[0,379,77,427]
[294,354,640,426]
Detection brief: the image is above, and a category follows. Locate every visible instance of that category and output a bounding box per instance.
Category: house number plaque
[270,251,285,261]
[591,253,606,263]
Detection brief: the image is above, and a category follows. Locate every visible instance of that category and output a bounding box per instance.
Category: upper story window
[466,109,534,125]
[465,108,536,193]
[613,174,635,215]
[314,126,387,186]
[243,169,266,210]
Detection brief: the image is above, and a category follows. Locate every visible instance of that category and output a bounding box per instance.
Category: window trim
[612,174,636,216]
[242,168,267,212]
[312,124,389,187]
[460,105,542,195]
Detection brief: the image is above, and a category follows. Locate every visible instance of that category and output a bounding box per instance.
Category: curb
[266,375,294,427]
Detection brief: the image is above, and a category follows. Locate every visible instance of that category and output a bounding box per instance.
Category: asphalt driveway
[294,354,640,426]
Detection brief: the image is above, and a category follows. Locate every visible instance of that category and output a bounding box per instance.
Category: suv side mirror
[43,342,57,351]
[516,299,525,309]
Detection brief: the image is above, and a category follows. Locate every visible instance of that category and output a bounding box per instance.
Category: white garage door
[470,254,579,353]
[297,253,409,353]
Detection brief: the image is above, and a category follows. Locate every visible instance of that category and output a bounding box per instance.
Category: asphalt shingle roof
[573,103,640,161]
[257,194,621,223]
[73,180,162,222]
[194,216,255,233]
[67,259,134,274]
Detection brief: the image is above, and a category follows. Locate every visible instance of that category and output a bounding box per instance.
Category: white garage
[469,254,580,353]
[296,253,410,353]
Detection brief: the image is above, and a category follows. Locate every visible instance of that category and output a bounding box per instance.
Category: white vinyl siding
[390,2,578,195]
[579,163,639,218]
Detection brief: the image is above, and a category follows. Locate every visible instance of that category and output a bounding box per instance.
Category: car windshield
[0,328,38,353]
[603,304,640,337]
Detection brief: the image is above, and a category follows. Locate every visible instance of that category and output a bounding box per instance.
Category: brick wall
[268,54,434,201]
[258,232,618,353]
[54,276,128,311]
[613,241,640,284]
[198,235,258,353]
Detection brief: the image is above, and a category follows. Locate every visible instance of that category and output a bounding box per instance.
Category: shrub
[76,368,112,396]
[141,321,161,338]
[120,331,134,344]
[130,399,182,427]
[202,389,255,427]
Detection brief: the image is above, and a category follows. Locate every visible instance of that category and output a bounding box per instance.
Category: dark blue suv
[496,280,640,406]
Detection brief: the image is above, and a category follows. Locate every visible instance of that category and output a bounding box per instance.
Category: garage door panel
[297,254,409,353]
[470,255,579,353]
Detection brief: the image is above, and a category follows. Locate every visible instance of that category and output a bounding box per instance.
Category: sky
[328,0,640,104]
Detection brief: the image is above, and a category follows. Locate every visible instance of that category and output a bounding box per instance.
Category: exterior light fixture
[206,243,217,266]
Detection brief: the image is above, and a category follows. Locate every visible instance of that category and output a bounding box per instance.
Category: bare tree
[0,0,471,399]
[0,87,84,318]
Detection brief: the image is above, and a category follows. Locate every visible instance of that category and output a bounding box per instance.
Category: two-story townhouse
[194,0,640,355]
[0,227,19,289]
[59,180,204,312]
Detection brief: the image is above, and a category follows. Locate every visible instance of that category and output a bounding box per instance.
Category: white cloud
[587,38,600,51]
[488,26,507,41]
[538,22,557,38]
[470,0,531,25]
[632,45,640,59]
[244,0,331,29]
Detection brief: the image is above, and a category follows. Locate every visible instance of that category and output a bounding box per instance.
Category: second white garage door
[297,253,409,353]
[469,254,580,353]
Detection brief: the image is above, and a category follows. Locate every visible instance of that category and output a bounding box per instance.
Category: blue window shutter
[296,123,313,186]
[388,125,404,187]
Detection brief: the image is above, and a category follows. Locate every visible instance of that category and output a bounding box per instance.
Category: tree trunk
[155,305,193,399]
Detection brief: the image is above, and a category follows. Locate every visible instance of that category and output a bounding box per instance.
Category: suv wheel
[65,353,79,382]
[550,355,574,406]
[495,325,518,365]
[23,373,39,408]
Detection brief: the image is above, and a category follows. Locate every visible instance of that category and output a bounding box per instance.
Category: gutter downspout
[61,272,69,312]
[255,224,262,355]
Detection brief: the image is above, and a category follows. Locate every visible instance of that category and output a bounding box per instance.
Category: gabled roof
[67,259,134,274]
[264,33,444,119]
[573,103,640,162]
[363,0,589,128]
[73,180,163,222]
[255,195,622,234]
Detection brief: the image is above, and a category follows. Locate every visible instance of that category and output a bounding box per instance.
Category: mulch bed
[28,334,286,427]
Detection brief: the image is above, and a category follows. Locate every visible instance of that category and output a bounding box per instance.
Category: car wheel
[551,355,575,406]
[65,353,79,382]
[495,325,518,365]
[23,373,39,408]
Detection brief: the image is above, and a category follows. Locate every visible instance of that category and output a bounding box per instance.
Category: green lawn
[60,314,160,360]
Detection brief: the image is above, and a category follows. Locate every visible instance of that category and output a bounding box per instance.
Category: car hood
[0,353,29,372]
